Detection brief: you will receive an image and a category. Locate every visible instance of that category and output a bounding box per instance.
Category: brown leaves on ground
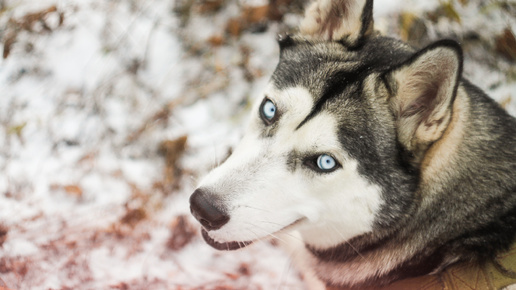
[0,225,7,247]
[197,0,298,40]
[49,184,84,200]
[496,27,516,62]
[3,5,64,58]
[268,0,300,21]
[6,122,26,145]
[159,136,188,191]
[120,207,147,228]
[226,5,269,37]
[398,12,428,46]
[0,257,29,279]
[166,215,197,251]
[126,107,172,143]
[108,278,172,289]
[193,0,297,30]
[195,0,226,14]
[500,96,513,109]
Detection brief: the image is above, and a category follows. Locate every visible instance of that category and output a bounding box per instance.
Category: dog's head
[190,0,463,251]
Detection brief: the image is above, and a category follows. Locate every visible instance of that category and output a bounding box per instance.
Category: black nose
[189,189,229,231]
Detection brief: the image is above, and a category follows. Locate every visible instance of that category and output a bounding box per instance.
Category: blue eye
[262,100,276,119]
[317,154,337,171]
[260,98,279,126]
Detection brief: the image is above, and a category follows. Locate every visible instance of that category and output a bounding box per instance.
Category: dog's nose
[189,189,229,231]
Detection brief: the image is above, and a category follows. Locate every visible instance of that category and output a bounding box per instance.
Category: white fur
[277,231,326,290]
[198,84,383,253]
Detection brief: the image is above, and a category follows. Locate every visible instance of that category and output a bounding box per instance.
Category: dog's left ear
[385,40,463,159]
[300,0,374,47]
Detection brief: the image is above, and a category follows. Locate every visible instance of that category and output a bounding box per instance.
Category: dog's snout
[189,189,229,231]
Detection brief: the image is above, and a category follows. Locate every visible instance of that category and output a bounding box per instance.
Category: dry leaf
[496,27,516,62]
[207,35,225,47]
[226,18,242,37]
[238,263,250,276]
[225,5,270,38]
[18,5,59,31]
[196,0,225,14]
[159,136,188,190]
[120,207,146,227]
[63,185,83,197]
[441,1,461,24]
[0,225,7,247]
[268,0,294,21]
[3,5,64,59]
[7,122,26,137]
[399,12,428,46]
[500,95,513,109]
[166,215,196,251]
[109,282,129,290]
[399,12,417,42]
[224,272,240,280]
[2,32,17,59]
[242,5,269,24]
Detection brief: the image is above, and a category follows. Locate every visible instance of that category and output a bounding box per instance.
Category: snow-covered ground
[0,0,514,289]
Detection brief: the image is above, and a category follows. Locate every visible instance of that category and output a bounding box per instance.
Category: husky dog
[189,0,516,288]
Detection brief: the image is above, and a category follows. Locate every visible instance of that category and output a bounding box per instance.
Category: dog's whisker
[277,255,293,290]
[253,220,305,242]
[188,175,198,183]
[328,223,366,261]
[243,224,302,290]
[245,227,271,247]
[243,222,289,245]
[244,227,262,240]
[240,205,272,213]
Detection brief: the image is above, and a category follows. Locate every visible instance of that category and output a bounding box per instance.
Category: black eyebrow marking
[295,69,367,130]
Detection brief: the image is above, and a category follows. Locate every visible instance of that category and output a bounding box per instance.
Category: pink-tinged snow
[0,0,514,289]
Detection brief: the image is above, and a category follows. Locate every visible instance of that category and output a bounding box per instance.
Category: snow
[374,0,439,17]
[0,0,514,289]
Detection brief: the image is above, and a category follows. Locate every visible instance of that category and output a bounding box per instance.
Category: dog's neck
[303,226,453,288]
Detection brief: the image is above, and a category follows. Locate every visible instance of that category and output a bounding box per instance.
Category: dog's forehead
[271,37,414,94]
[271,42,359,96]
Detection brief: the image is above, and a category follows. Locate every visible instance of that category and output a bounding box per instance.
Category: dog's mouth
[201,218,305,251]
[201,229,253,251]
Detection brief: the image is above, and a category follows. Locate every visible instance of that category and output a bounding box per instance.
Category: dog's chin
[201,229,253,251]
[201,218,306,251]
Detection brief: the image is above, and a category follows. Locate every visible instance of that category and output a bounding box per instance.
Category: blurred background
[0,0,514,288]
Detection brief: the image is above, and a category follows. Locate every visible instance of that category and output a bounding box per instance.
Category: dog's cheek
[297,159,384,248]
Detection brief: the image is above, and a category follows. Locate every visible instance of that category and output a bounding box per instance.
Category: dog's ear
[385,40,463,159]
[299,0,374,47]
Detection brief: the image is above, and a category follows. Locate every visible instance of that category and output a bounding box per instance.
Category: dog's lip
[201,217,306,251]
[202,229,253,251]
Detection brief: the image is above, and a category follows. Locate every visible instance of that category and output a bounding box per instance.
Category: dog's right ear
[299,0,374,47]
